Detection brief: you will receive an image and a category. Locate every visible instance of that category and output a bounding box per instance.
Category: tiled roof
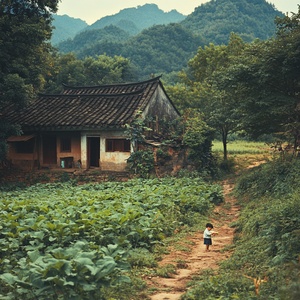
[2,76,171,131]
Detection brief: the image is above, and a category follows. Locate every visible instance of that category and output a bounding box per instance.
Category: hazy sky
[57,0,299,25]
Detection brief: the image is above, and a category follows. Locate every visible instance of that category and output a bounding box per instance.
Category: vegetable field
[0,177,223,299]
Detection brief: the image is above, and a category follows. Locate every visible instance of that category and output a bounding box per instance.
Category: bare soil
[147,180,239,300]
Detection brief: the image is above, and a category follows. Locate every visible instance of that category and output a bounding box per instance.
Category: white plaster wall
[80,131,130,171]
[99,133,130,171]
[80,133,87,169]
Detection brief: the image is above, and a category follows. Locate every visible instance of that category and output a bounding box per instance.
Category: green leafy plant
[155,264,177,278]
[126,149,155,178]
[0,241,130,300]
[0,177,222,298]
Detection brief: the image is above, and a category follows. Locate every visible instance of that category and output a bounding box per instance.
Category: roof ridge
[62,75,162,90]
[39,88,145,97]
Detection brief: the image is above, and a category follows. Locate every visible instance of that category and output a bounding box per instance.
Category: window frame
[15,139,35,154]
[60,137,71,153]
[105,138,130,152]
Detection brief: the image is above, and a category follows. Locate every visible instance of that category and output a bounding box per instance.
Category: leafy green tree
[164,83,199,113]
[82,55,134,85]
[44,53,86,92]
[181,33,246,160]
[0,0,58,106]
[44,53,134,93]
[182,109,215,172]
[0,0,59,160]
[228,9,300,150]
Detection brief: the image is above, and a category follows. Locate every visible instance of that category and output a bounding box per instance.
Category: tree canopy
[175,34,246,160]
[44,53,135,93]
[227,9,300,148]
[0,0,59,160]
[173,8,300,159]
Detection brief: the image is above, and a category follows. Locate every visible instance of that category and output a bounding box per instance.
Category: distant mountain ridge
[53,0,285,79]
[181,0,283,44]
[52,4,185,44]
[89,3,185,35]
[51,14,88,45]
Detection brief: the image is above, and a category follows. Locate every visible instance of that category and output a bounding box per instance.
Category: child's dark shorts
[204,238,212,245]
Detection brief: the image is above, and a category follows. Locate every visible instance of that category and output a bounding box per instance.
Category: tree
[44,53,134,93]
[82,55,133,85]
[0,0,59,160]
[229,8,300,151]
[182,109,215,172]
[180,33,246,160]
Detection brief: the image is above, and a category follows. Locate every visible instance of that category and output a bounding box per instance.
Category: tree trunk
[222,129,228,161]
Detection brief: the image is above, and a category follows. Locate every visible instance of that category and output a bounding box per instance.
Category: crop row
[0,177,223,299]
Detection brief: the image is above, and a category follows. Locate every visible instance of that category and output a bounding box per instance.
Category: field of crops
[0,177,223,299]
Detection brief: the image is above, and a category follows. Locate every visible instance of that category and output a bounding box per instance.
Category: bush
[235,158,300,199]
[127,248,157,268]
[126,149,154,178]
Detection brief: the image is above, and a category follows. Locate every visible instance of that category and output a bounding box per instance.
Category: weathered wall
[142,85,180,121]
[56,133,81,168]
[99,131,131,171]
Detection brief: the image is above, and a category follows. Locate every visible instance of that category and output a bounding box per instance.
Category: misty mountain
[88,4,185,35]
[181,0,284,44]
[52,3,185,44]
[53,0,285,78]
[58,25,131,54]
[51,14,88,45]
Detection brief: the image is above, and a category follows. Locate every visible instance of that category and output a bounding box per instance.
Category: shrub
[235,158,300,199]
[126,149,154,178]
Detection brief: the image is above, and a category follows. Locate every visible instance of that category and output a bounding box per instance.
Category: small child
[203,222,216,251]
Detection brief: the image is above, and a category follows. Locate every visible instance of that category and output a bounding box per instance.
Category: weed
[128,248,158,268]
[58,171,70,182]
[155,264,177,278]
[174,244,191,252]
[175,259,189,269]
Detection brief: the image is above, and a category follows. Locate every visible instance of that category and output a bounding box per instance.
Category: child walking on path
[203,223,217,251]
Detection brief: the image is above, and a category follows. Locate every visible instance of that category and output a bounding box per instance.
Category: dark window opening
[106,139,130,152]
[16,139,35,153]
[61,137,71,152]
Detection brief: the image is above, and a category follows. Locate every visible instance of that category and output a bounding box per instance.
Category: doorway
[88,137,100,168]
[43,135,57,165]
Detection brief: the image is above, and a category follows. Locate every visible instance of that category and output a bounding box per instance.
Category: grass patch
[212,140,271,155]
[155,264,177,278]
[212,140,275,174]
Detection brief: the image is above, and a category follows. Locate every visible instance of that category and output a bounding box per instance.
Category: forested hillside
[73,24,203,78]
[88,3,185,35]
[52,3,185,44]
[55,0,284,78]
[181,0,283,44]
[58,25,131,54]
[51,14,88,45]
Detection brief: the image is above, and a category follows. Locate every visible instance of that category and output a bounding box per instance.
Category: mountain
[54,0,285,78]
[88,4,186,35]
[52,3,185,44]
[73,23,203,78]
[58,25,130,54]
[51,14,88,45]
[181,0,284,44]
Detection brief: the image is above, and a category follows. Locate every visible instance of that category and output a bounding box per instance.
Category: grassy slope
[182,141,300,299]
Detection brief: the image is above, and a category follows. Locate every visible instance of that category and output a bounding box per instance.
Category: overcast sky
[57,0,299,25]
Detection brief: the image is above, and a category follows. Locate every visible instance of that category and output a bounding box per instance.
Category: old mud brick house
[2,76,180,171]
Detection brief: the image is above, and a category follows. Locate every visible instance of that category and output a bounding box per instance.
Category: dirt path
[148,180,239,300]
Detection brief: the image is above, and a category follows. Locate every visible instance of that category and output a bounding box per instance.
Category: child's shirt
[203,228,212,239]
